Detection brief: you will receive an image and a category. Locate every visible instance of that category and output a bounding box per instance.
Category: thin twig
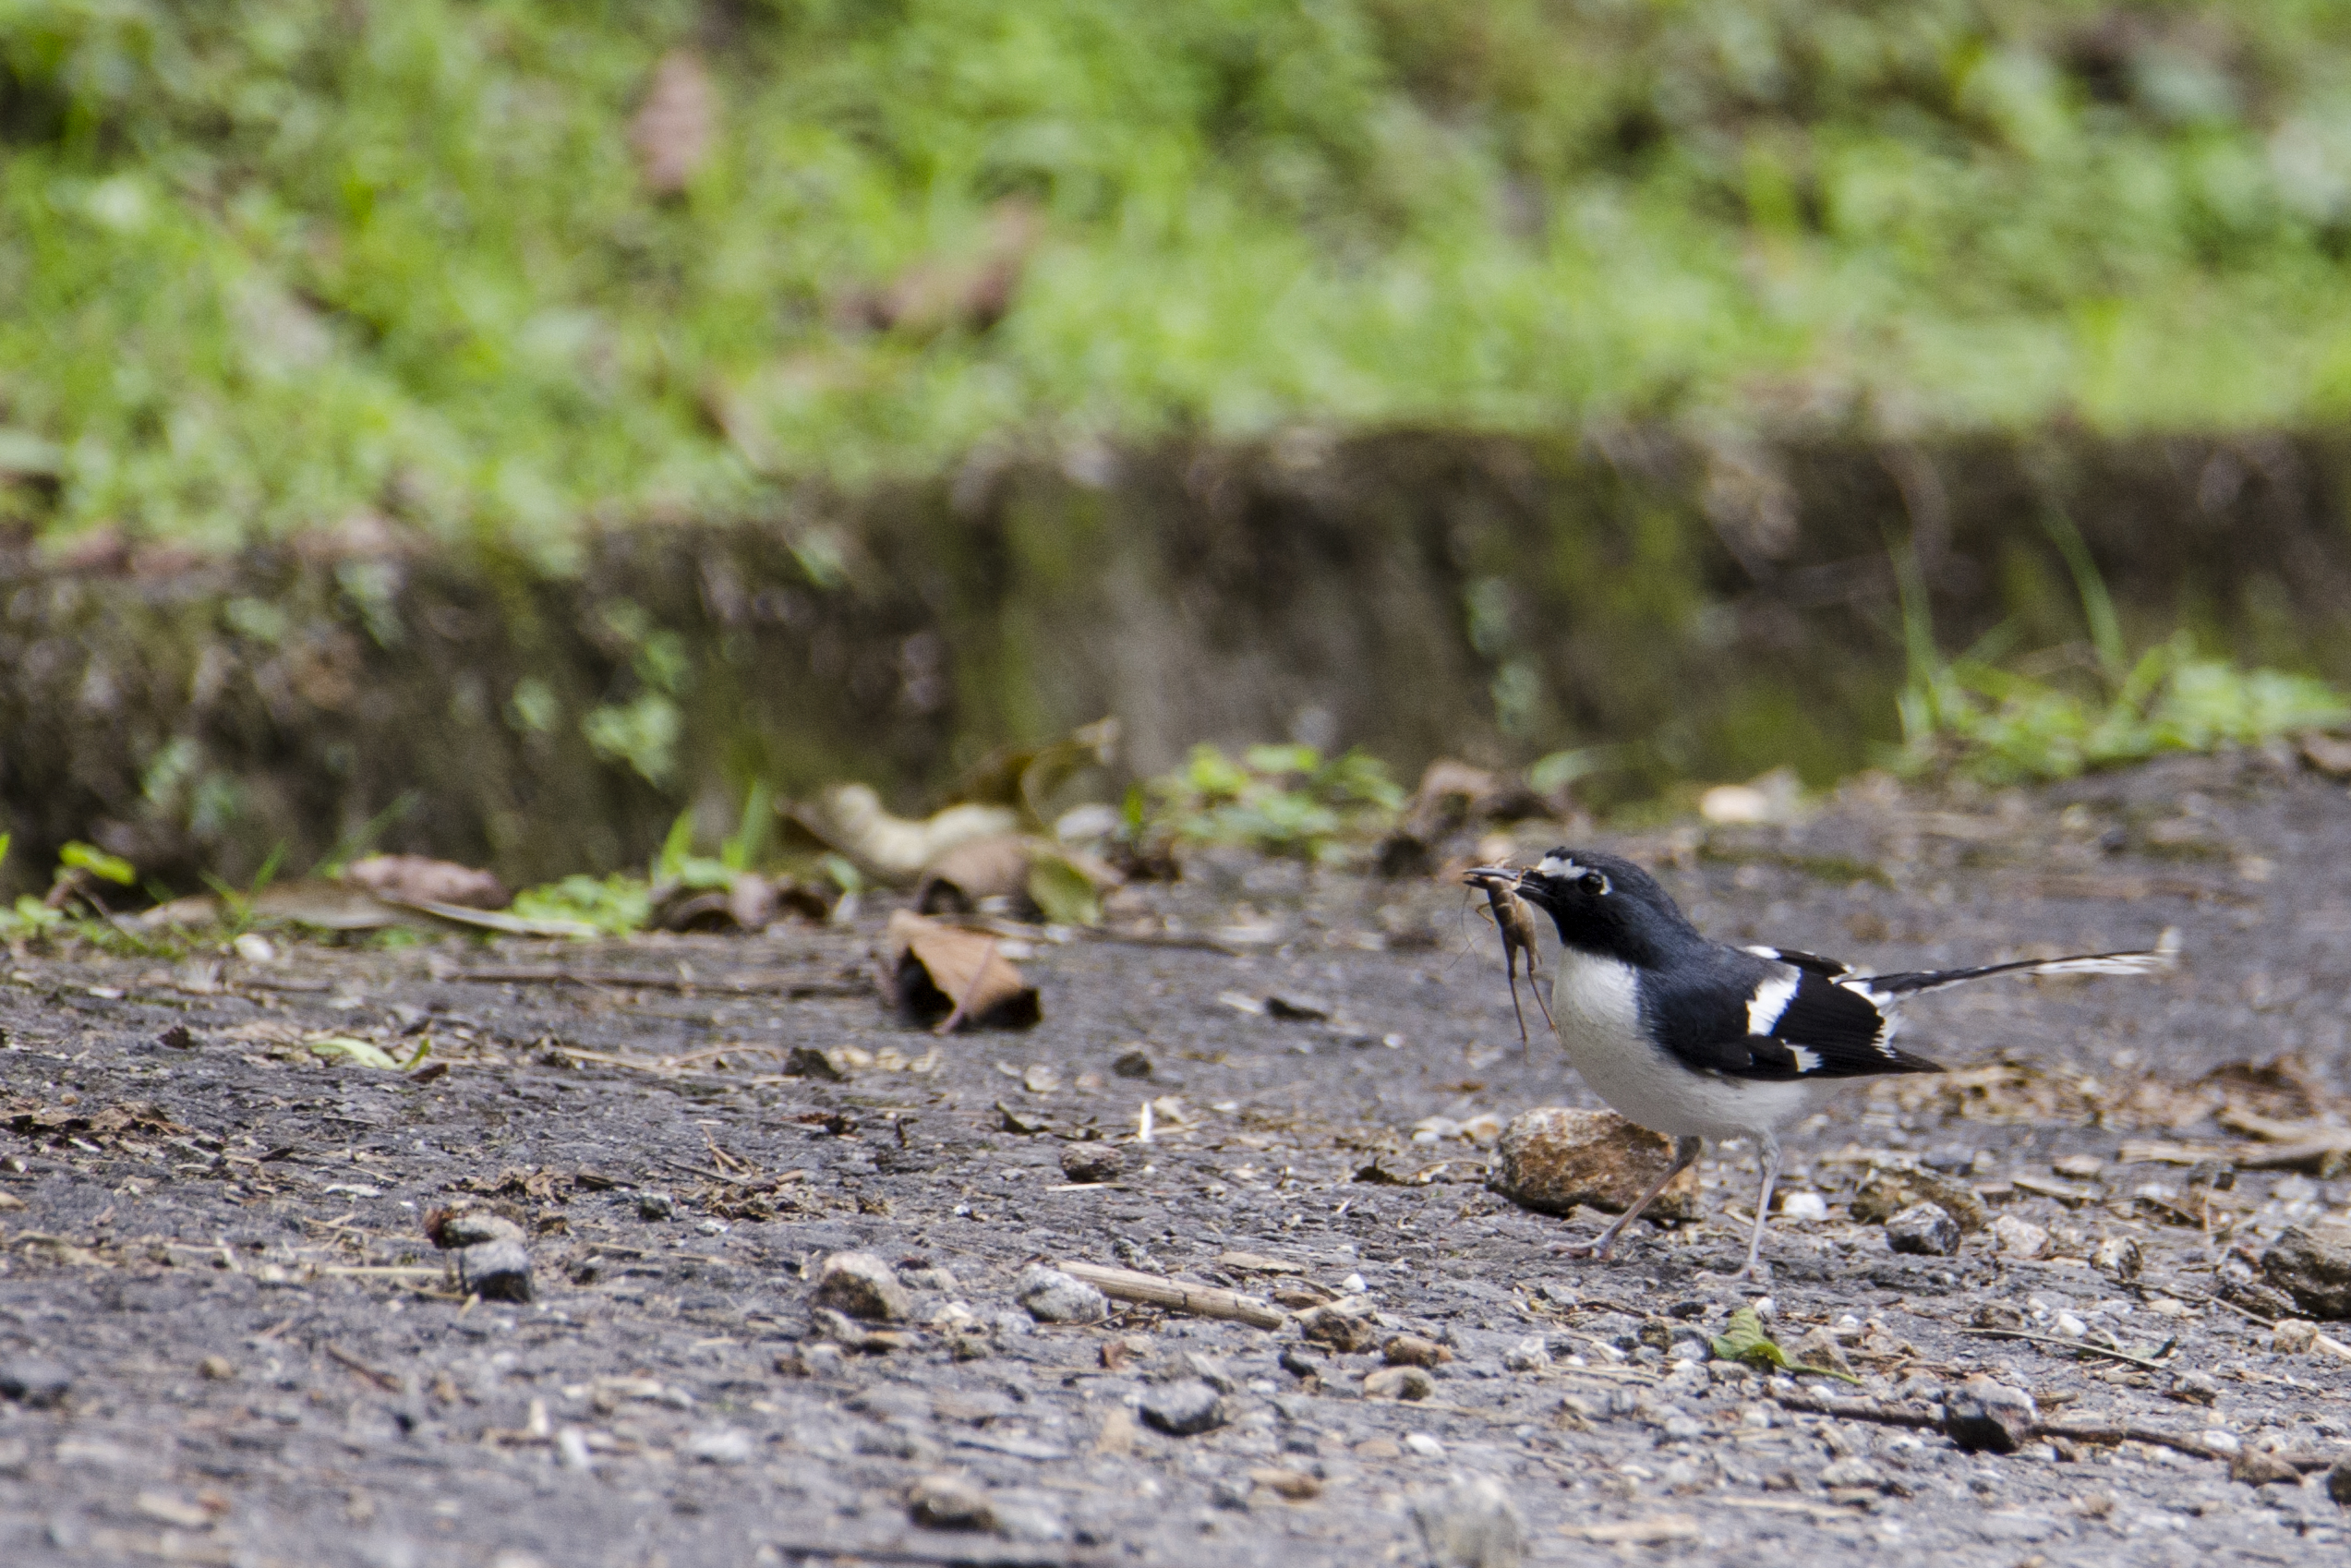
[325,1342,404,1391]
[1051,1260,1286,1330]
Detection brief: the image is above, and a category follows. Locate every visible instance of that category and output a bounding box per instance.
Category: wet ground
[3,751,2351,1567]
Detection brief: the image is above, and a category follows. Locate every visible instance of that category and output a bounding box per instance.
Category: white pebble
[1779,1192,1829,1223]
[1402,1432,1446,1459]
[2055,1313,2087,1339]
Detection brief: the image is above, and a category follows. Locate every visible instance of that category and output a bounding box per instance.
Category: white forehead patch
[1536,854,1581,878]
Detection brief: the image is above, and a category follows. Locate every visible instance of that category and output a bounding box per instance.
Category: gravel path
[3,751,2350,1566]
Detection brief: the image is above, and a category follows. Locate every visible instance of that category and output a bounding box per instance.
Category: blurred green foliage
[1145,742,1404,859]
[1898,634,2350,784]
[4,1,2351,552]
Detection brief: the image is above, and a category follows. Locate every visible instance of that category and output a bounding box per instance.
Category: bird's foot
[1557,1232,1622,1261]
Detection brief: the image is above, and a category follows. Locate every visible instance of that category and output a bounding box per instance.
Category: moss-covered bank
[6,428,2349,897]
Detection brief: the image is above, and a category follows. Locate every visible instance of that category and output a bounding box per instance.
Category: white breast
[1547,948,1839,1140]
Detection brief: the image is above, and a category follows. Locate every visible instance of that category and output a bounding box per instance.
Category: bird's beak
[1461,864,1524,891]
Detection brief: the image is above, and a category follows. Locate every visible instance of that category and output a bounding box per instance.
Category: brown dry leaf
[454,1166,573,1204]
[344,854,508,910]
[3,1098,189,1147]
[631,50,716,197]
[882,910,1040,1031]
[2200,1055,2329,1120]
[917,835,1033,915]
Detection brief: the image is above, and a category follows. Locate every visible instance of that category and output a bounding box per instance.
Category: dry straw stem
[1050,1260,1285,1330]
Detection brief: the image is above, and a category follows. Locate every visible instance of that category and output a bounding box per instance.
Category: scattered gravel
[0,753,2348,1563]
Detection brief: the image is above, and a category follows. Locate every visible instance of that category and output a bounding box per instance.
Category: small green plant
[1890,520,2350,784]
[511,873,653,935]
[1143,742,1405,861]
[199,842,287,939]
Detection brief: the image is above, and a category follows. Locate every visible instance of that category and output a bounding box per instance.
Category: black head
[1513,849,1699,966]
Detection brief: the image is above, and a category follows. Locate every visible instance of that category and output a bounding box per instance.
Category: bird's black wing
[1741,944,1851,979]
[1645,956,1942,1081]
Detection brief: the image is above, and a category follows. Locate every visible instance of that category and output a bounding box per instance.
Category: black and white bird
[1475,849,2178,1279]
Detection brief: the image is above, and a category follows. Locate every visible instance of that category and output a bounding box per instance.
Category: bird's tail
[1856,926,2180,999]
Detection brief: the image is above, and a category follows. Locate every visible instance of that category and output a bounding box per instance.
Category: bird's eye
[1579,871,1609,896]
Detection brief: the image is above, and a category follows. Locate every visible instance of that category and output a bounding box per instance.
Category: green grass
[4,2,2351,554]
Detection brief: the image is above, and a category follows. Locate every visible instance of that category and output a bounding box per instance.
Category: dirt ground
[4,751,2351,1567]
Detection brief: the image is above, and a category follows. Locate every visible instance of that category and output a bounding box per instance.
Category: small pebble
[813,1252,913,1322]
[1886,1201,1961,1257]
[1501,1336,1551,1372]
[1409,1475,1521,1568]
[1943,1377,2038,1454]
[1364,1366,1436,1401]
[1402,1432,1446,1459]
[1139,1380,1225,1437]
[1992,1214,2050,1259]
[2166,1369,2219,1405]
[636,1191,676,1222]
[1778,1191,1828,1223]
[0,1359,71,1408]
[1820,1457,1883,1490]
[1383,1334,1453,1368]
[1016,1264,1108,1324]
[453,1239,533,1303]
[1058,1142,1124,1184]
[908,1474,996,1532]
[199,1356,235,1381]
[683,1428,754,1465]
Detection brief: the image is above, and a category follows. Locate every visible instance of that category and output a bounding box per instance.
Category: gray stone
[1820,1457,1884,1490]
[2166,1369,2220,1405]
[1885,1201,1961,1257]
[1058,1142,1124,1184]
[1363,1365,1436,1401]
[2325,1456,2351,1506]
[1410,1476,1523,1568]
[0,1359,70,1408]
[1297,1303,1380,1353]
[433,1211,524,1248]
[636,1190,675,1221]
[1016,1264,1108,1323]
[1138,1380,1226,1436]
[452,1239,533,1302]
[1851,1163,1988,1234]
[1176,1350,1235,1392]
[2092,1236,2142,1282]
[1944,1377,2038,1454]
[2261,1225,2351,1319]
[908,1474,996,1531]
[1501,1335,1550,1372]
[683,1427,754,1465]
[814,1251,912,1322]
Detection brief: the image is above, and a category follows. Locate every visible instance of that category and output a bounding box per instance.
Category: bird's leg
[1733,1134,1783,1282]
[1562,1135,1704,1261]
